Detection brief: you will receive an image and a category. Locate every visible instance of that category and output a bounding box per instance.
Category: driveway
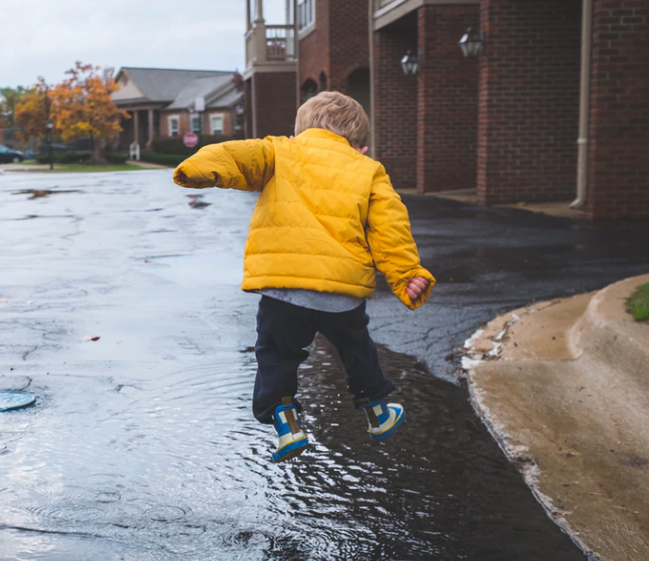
[3,169,647,560]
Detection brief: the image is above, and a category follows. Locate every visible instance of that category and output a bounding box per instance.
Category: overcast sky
[1,0,287,89]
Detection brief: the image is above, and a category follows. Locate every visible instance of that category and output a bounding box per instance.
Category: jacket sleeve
[366,165,436,310]
[173,138,275,192]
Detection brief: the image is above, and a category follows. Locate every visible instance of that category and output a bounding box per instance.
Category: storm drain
[0,391,36,412]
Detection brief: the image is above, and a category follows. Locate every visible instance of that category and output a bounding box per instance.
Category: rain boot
[360,398,406,440]
[272,397,309,463]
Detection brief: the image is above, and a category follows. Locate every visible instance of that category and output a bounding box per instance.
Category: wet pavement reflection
[2,170,647,560]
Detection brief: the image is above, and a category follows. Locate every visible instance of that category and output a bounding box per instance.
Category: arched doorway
[319,72,327,92]
[300,78,318,104]
[347,68,371,120]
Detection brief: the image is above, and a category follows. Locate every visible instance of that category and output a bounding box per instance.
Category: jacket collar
[297,128,350,146]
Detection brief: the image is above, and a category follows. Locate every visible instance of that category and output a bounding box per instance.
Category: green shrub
[104,152,129,164]
[626,282,649,322]
[151,134,232,155]
[139,153,187,167]
[35,152,91,164]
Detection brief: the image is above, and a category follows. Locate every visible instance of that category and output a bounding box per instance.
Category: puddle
[187,194,212,209]
[0,340,588,560]
[13,189,82,200]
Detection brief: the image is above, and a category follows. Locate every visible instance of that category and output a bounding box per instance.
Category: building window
[190,114,201,134]
[211,114,224,135]
[298,0,315,31]
[168,116,179,137]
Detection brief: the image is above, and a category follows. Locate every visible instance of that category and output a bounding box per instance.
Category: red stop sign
[183,132,198,148]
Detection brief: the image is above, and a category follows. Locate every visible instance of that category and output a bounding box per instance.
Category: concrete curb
[462,274,649,561]
[571,275,649,382]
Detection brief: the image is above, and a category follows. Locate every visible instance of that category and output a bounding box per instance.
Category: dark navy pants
[253,296,395,424]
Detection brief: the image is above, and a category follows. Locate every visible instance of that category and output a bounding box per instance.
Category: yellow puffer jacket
[173,128,435,310]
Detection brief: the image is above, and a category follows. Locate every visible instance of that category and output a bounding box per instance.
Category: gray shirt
[258,288,364,313]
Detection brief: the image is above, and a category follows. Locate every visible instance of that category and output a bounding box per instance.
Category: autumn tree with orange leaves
[51,62,129,162]
[14,77,55,143]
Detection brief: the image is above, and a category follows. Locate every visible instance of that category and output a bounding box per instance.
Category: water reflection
[0,339,586,561]
[187,194,212,209]
[13,189,81,200]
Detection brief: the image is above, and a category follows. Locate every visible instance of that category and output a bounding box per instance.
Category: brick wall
[299,0,330,91]
[329,0,369,93]
[374,20,418,189]
[252,72,297,138]
[477,0,582,205]
[587,0,649,219]
[298,0,369,96]
[418,5,479,193]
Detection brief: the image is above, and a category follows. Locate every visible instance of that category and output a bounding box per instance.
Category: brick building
[244,0,649,220]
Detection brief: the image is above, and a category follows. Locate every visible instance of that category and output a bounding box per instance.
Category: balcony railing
[266,25,296,61]
[246,24,296,67]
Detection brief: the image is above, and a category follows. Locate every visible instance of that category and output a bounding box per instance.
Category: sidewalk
[462,274,649,561]
[398,188,577,219]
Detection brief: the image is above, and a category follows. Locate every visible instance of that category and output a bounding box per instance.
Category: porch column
[477,0,581,205]
[255,0,264,23]
[417,5,479,193]
[133,110,140,144]
[246,0,252,30]
[147,109,154,147]
[586,0,649,219]
[374,22,418,189]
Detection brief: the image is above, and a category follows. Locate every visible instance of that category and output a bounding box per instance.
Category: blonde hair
[294,91,370,147]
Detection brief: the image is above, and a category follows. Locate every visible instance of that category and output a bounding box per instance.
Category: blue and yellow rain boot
[360,398,406,440]
[272,397,309,463]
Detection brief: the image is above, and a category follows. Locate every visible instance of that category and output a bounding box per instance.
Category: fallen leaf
[0,298,9,303]
[25,300,34,305]
[81,335,101,342]
[144,259,150,263]
[116,341,124,345]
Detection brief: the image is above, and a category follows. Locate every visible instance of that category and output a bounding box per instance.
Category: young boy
[173,91,435,463]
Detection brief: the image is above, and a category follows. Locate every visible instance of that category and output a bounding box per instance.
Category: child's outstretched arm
[173,138,275,192]
[367,165,436,310]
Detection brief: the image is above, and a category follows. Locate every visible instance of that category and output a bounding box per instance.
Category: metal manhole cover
[0,391,37,412]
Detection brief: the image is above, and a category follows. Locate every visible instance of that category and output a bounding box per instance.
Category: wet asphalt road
[1,169,648,561]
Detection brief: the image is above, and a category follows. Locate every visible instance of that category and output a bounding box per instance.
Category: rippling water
[0,171,591,560]
[0,339,587,561]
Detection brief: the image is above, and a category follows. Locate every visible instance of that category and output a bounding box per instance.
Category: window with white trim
[190,114,201,134]
[210,114,224,135]
[168,116,179,137]
[298,0,315,31]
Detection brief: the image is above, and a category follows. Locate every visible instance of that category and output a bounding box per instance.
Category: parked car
[0,145,24,163]
[38,143,71,155]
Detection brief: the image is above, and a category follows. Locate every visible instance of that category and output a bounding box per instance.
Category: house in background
[111,67,244,150]
[244,0,649,220]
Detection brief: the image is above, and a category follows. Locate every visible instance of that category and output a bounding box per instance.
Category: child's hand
[406,276,429,302]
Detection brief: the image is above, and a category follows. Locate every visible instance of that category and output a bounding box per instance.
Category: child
[174,91,435,462]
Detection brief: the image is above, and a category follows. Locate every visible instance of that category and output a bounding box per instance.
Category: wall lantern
[459,28,485,58]
[401,50,420,76]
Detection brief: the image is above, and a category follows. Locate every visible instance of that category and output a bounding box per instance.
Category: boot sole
[272,437,309,463]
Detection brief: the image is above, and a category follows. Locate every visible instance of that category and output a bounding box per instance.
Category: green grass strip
[626,282,649,322]
[20,163,144,172]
